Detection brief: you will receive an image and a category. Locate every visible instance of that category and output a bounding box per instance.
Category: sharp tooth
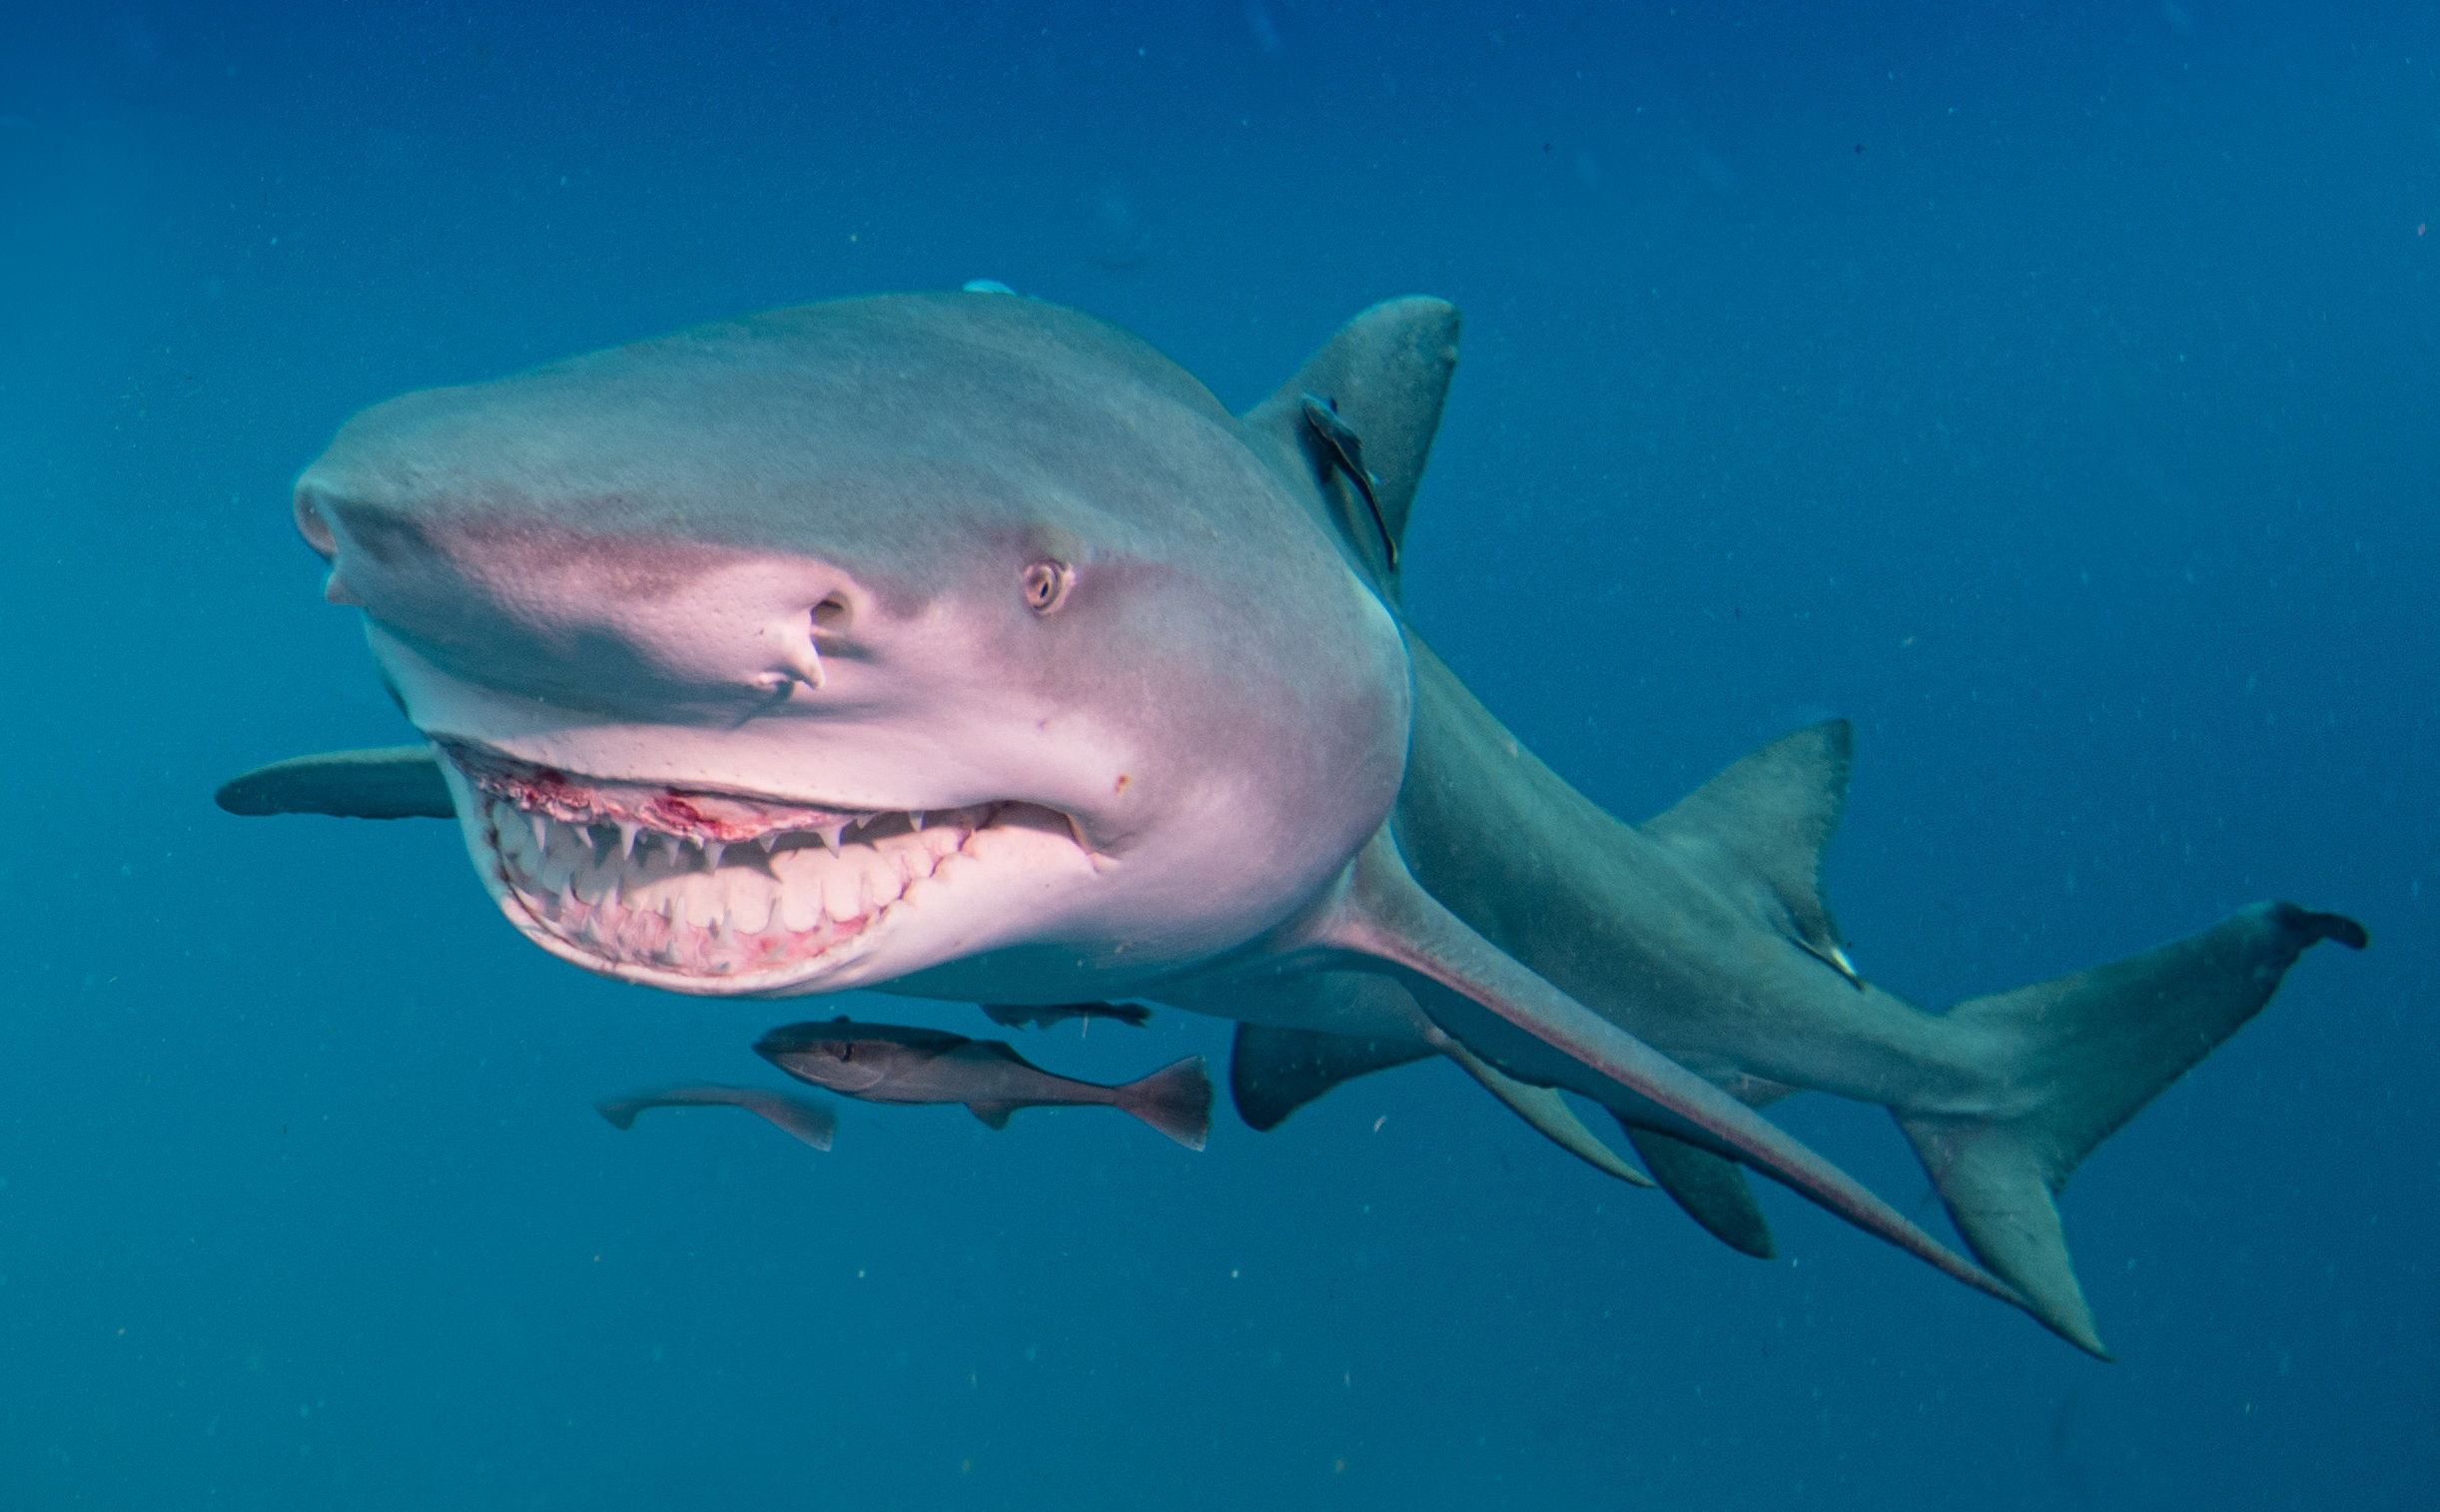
[530,812,550,852]
[618,822,640,860]
[909,810,926,832]
[556,879,577,919]
[756,833,780,854]
[705,840,727,870]
[818,823,845,853]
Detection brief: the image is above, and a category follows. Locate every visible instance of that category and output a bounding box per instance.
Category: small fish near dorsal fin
[1242,297,1462,595]
[1642,720,1862,987]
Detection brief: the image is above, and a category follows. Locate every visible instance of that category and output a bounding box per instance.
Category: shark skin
[222,289,2364,1354]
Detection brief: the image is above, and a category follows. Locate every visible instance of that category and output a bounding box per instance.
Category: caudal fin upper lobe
[1899,902,2366,1356]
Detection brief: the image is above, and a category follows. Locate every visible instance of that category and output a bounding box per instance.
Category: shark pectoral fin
[1306,826,2023,1314]
[215,746,455,820]
[1434,1036,1654,1188]
[1618,1124,1774,1257]
[967,1103,1017,1130]
[1228,1020,1437,1132]
[1642,720,1859,984]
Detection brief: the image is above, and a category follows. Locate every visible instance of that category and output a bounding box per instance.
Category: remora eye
[1021,560,1072,614]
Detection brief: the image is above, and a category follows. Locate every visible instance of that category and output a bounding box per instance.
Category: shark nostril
[811,594,851,631]
[294,492,338,560]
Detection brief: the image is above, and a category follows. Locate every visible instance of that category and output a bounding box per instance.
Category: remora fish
[755,1019,1213,1148]
[595,1084,837,1149]
[220,287,2365,1354]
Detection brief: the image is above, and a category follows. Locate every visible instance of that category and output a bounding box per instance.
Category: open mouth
[441,743,1078,988]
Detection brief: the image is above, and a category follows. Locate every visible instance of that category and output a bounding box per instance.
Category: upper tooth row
[499,804,979,872]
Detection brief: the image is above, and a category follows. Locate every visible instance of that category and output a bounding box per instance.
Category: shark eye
[1021,560,1073,615]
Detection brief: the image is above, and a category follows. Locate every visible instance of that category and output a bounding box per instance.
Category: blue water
[3,3,2433,1506]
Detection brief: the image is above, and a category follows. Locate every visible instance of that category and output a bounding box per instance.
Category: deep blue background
[3,2,2433,1506]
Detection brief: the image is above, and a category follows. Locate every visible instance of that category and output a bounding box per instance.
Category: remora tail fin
[216,746,454,820]
[1118,1056,1216,1149]
[1243,297,1461,593]
[1899,903,2368,1357]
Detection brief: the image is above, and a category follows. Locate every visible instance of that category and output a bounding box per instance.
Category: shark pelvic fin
[1643,720,1857,984]
[1243,297,1461,590]
[1898,902,2367,1359]
[215,745,455,820]
[1618,1125,1774,1257]
[1300,825,2025,1315]
[1228,1021,1435,1132]
[967,1102,1017,1130]
[1435,1035,1654,1187]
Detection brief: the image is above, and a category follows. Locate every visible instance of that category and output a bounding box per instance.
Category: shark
[218,288,2365,1355]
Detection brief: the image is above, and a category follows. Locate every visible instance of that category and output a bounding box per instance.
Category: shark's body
[224,290,2362,1355]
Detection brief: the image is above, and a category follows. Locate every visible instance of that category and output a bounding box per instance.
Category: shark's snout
[299,484,855,717]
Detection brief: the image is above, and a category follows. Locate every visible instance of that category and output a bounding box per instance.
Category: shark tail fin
[1899,903,2367,1358]
[1118,1056,1215,1150]
[1243,297,1461,592]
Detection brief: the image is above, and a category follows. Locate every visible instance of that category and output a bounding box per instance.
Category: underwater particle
[1335,1459,1348,1474]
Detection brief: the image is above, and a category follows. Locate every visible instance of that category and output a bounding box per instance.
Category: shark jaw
[436,742,1097,996]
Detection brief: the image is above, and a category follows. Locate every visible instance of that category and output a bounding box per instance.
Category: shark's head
[294,293,1410,998]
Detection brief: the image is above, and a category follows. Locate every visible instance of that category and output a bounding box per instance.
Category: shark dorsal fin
[1243,297,1461,591]
[1642,721,1857,981]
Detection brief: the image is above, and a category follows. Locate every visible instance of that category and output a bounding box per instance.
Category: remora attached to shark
[221,288,2365,1355]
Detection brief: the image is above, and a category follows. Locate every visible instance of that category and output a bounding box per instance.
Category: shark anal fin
[1643,720,1855,978]
[1228,1023,1434,1132]
[1308,826,2023,1314]
[1897,900,2365,1359]
[216,746,455,820]
[967,1102,1017,1131]
[1619,1124,1774,1257]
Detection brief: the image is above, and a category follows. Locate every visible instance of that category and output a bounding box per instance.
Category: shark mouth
[440,743,1077,991]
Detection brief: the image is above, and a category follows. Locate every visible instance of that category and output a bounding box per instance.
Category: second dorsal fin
[1642,720,1858,983]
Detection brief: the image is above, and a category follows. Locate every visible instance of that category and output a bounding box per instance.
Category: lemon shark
[218,289,2364,1355]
